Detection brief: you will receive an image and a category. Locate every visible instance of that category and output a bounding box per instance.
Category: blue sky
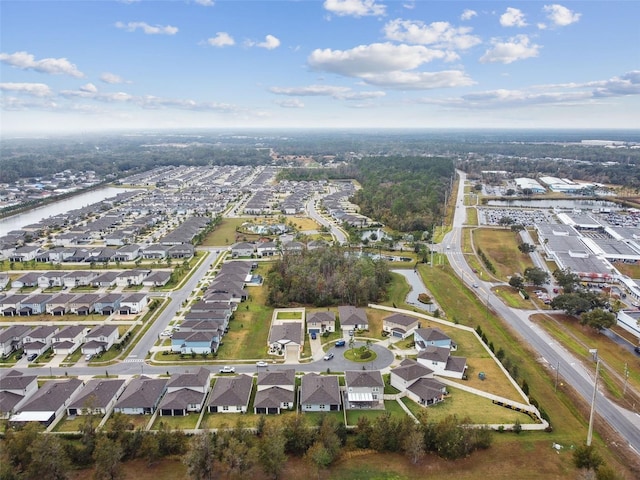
[1,0,639,134]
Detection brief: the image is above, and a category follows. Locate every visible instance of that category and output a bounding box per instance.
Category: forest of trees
[350,156,454,232]
[266,246,391,307]
[0,412,494,480]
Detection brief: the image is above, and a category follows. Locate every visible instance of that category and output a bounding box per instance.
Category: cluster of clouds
[2,1,637,121]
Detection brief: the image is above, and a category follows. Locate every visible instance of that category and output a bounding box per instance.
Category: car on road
[256,361,268,367]
[335,340,346,347]
[634,346,640,355]
[219,366,235,373]
[323,352,334,361]
[472,283,479,288]
[27,353,37,361]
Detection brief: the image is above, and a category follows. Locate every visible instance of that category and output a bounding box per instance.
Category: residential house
[168,244,194,259]
[66,379,127,415]
[256,241,279,257]
[0,370,38,418]
[20,294,53,315]
[142,270,171,287]
[12,272,39,289]
[9,246,40,263]
[300,373,341,412]
[87,248,117,264]
[45,293,78,316]
[52,325,89,355]
[68,293,100,315]
[158,367,210,416]
[344,370,384,409]
[413,328,456,351]
[113,244,141,262]
[10,378,84,426]
[171,330,219,355]
[390,359,446,407]
[113,376,168,415]
[207,374,253,414]
[91,271,119,288]
[81,325,120,356]
[141,244,169,260]
[338,306,369,336]
[254,368,296,415]
[0,325,31,356]
[115,270,148,287]
[37,272,66,289]
[306,311,336,336]
[0,273,9,291]
[93,293,122,315]
[230,242,255,258]
[63,271,97,288]
[22,325,58,357]
[268,321,303,359]
[417,347,468,379]
[119,293,148,315]
[383,313,420,339]
[1,294,28,317]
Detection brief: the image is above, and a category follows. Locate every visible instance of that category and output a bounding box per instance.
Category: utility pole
[555,361,560,392]
[623,363,629,396]
[586,359,600,446]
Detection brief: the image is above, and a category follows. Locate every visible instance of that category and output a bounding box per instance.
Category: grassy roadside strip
[414,261,633,468]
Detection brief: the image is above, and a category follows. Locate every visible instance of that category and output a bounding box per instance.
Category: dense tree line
[0,412,495,480]
[349,156,454,232]
[266,246,391,307]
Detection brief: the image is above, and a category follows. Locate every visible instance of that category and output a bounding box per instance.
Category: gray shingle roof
[384,313,419,327]
[254,386,294,409]
[68,379,126,410]
[208,374,253,407]
[392,359,433,381]
[115,377,168,409]
[337,306,368,327]
[300,373,340,405]
[18,378,83,412]
[257,369,296,387]
[269,323,303,345]
[345,370,383,388]
[417,346,450,363]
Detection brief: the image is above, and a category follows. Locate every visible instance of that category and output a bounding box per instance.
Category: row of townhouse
[0,291,148,317]
[170,261,254,355]
[12,269,170,290]
[1,362,452,427]
[231,239,330,259]
[0,323,120,358]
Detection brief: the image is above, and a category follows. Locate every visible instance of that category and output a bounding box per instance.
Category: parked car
[85,353,93,361]
[323,352,334,361]
[219,366,235,373]
[256,361,268,367]
[310,332,317,340]
[27,353,37,361]
[335,340,346,347]
[634,346,640,355]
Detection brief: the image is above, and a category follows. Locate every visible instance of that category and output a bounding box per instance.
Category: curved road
[443,170,640,456]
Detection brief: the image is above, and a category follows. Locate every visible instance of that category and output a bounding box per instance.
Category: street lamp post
[586,359,600,447]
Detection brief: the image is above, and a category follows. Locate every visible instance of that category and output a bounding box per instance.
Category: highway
[443,170,640,456]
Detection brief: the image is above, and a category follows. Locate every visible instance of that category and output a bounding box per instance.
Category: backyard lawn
[345,400,407,425]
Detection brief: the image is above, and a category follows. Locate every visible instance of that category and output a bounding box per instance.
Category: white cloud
[79,83,98,93]
[270,84,385,100]
[255,34,281,50]
[480,35,540,64]
[0,51,84,77]
[100,72,129,84]
[543,4,581,26]
[309,43,449,77]
[383,19,481,50]
[323,0,385,17]
[500,7,527,27]
[207,32,235,47]
[0,82,52,97]
[357,70,475,90]
[591,71,640,97]
[115,21,178,35]
[275,99,305,108]
[460,9,477,21]
[194,0,214,6]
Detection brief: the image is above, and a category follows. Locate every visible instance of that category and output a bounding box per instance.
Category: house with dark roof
[67,379,127,415]
[417,347,467,379]
[93,294,122,315]
[12,272,39,289]
[413,328,456,351]
[268,321,303,359]
[300,373,341,412]
[115,270,148,287]
[45,293,78,316]
[10,378,83,426]
[338,306,369,335]
[81,325,120,356]
[62,271,97,288]
[37,271,66,289]
[52,325,90,355]
[119,293,148,315]
[158,367,210,416]
[254,368,296,415]
[91,271,119,288]
[22,325,58,357]
[207,374,253,413]
[0,325,31,357]
[306,311,336,335]
[0,370,38,418]
[69,293,100,315]
[383,313,420,339]
[142,270,171,287]
[113,377,168,415]
[390,359,446,407]
[231,242,255,258]
[345,370,384,409]
[171,329,220,355]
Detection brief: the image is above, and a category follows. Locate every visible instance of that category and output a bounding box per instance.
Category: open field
[492,285,534,309]
[613,261,640,279]
[200,217,246,246]
[472,228,535,281]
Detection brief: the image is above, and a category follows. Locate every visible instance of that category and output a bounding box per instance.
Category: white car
[85,354,93,361]
[256,361,268,367]
[219,366,235,373]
